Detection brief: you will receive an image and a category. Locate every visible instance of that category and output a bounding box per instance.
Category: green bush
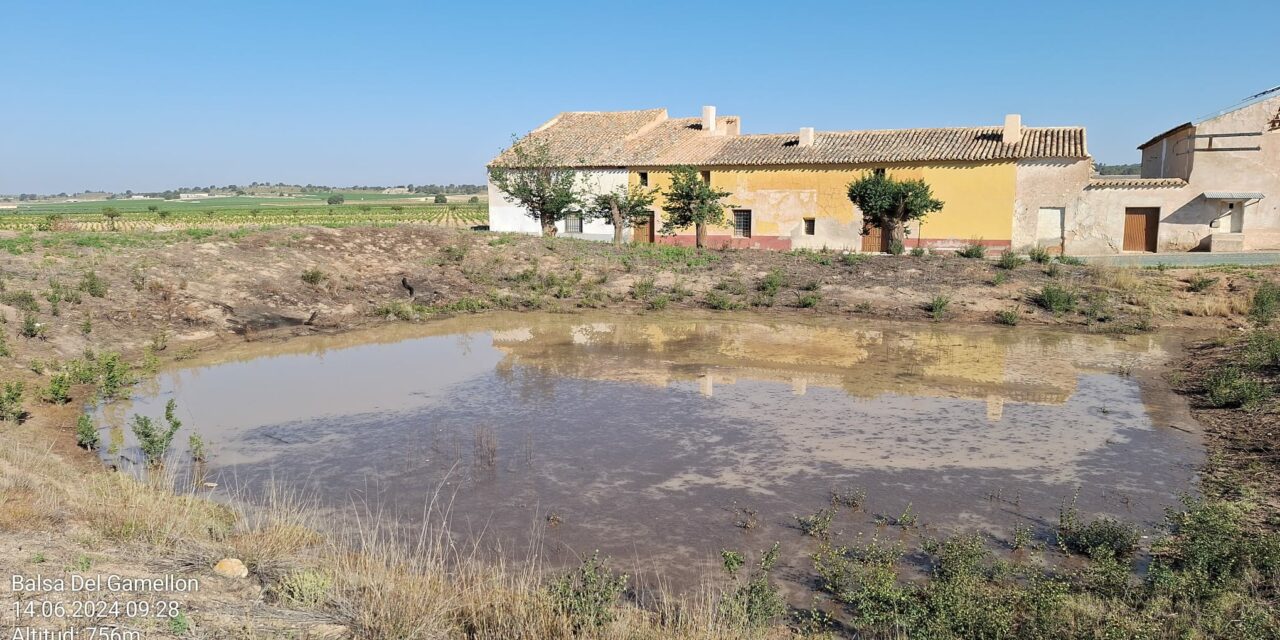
[78,271,108,298]
[630,277,656,300]
[20,313,44,339]
[795,507,837,539]
[705,290,743,310]
[758,269,785,296]
[926,294,951,320]
[1204,366,1271,410]
[76,414,99,450]
[995,308,1020,326]
[1056,255,1086,266]
[1058,496,1141,559]
[996,252,1027,270]
[796,293,821,308]
[131,399,183,467]
[1187,273,1219,293]
[0,382,26,422]
[1244,330,1280,369]
[1027,246,1051,264]
[1249,281,1280,326]
[956,243,986,259]
[274,569,332,607]
[301,269,325,285]
[1033,284,1078,314]
[888,240,905,255]
[1,291,39,313]
[549,552,627,632]
[840,253,869,266]
[910,246,927,257]
[433,194,448,204]
[42,373,71,404]
[719,543,787,628]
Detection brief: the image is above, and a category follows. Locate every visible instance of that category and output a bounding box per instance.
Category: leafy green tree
[101,207,121,231]
[326,194,345,205]
[588,185,656,246]
[846,172,944,249]
[131,399,182,467]
[488,137,584,237]
[660,166,731,248]
[433,194,448,204]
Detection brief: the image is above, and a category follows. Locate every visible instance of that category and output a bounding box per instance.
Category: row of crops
[0,204,489,232]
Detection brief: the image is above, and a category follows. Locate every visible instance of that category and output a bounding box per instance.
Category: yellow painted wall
[630,161,1017,242]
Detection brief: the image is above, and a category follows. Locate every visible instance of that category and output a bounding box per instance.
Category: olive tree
[659,166,731,249]
[587,185,656,246]
[846,172,944,249]
[488,138,584,237]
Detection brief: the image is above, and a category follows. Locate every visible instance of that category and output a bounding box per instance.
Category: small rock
[213,558,248,578]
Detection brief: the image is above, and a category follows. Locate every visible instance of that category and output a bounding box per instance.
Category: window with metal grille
[733,210,752,238]
[803,218,816,235]
[564,215,583,234]
[638,172,649,186]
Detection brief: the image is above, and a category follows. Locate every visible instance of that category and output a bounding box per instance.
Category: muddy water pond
[97,312,1202,588]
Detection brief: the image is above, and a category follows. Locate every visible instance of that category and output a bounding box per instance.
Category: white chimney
[799,127,815,147]
[702,105,717,133]
[1003,114,1022,145]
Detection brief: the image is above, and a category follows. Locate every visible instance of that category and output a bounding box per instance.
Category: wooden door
[861,224,890,252]
[633,213,655,244]
[1123,208,1159,252]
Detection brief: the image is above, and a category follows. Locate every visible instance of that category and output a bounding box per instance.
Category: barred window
[733,210,752,238]
[803,218,816,235]
[564,215,583,234]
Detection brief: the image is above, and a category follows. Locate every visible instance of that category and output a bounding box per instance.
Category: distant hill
[1094,163,1141,176]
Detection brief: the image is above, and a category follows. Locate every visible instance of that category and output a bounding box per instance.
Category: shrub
[1056,255,1086,266]
[910,246,926,257]
[78,271,108,298]
[188,434,206,462]
[274,569,332,607]
[301,269,325,285]
[20,313,43,339]
[830,487,867,510]
[719,543,786,628]
[433,194,448,204]
[76,414,99,450]
[705,290,743,310]
[1059,497,1141,559]
[326,194,344,205]
[758,269,785,296]
[1027,246,1051,264]
[796,507,837,539]
[1249,281,1280,326]
[1187,273,1219,293]
[956,243,986,259]
[630,277,656,300]
[926,294,950,320]
[1,291,39,313]
[796,293,821,308]
[995,308,1020,326]
[996,252,1026,270]
[131,399,183,466]
[840,253,869,266]
[1244,330,1280,369]
[549,552,628,632]
[888,240,905,255]
[468,196,479,203]
[1046,262,1062,278]
[1033,284,1077,314]
[1204,366,1271,410]
[0,382,26,422]
[646,295,669,311]
[42,373,71,404]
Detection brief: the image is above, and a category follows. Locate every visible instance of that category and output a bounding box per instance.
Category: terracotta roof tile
[493,109,1089,168]
[1087,177,1187,189]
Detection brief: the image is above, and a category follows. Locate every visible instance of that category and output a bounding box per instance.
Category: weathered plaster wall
[631,161,1020,251]
[1012,159,1091,251]
[487,168,630,240]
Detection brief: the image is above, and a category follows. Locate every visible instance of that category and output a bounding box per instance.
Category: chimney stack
[798,127,815,147]
[1003,114,1022,145]
[702,105,717,133]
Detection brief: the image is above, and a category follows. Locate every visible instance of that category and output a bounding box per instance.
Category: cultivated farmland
[1,194,488,231]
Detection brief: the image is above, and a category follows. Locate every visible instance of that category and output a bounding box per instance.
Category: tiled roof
[1087,177,1187,189]
[492,109,1089,168]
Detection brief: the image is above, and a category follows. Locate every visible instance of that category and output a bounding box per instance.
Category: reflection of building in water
[488,319,1165,416]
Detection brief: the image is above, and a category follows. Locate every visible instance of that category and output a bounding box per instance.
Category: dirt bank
[1,225,1277,638]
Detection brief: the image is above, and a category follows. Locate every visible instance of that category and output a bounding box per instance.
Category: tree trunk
[695,223,707,249]
[611,201,623,246]
[540,212,557,237]
[887,222,906,250]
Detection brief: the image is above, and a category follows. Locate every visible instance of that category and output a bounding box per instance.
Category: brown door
[1123,208,1159,252]
[633,213,655,244]
[861,223,891,252]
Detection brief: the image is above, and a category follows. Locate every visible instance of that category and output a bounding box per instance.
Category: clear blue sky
[2,0,1274,194]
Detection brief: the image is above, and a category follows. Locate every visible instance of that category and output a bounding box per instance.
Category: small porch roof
[1203,191,1265,200]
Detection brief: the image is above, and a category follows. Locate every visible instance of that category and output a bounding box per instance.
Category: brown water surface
[96,312,1203,588]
